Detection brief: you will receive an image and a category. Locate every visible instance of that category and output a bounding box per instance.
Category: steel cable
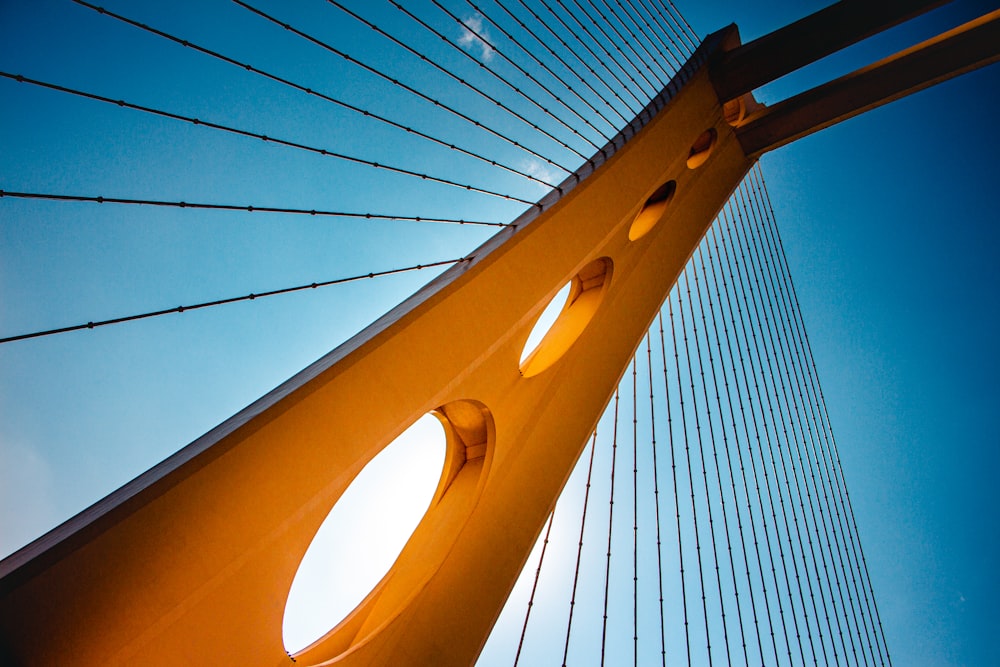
[631,356,640,665]
[0,190,506,227]
[739,177,842,664]
[605,0,684,71]
[0,258,467,345]
[634,0,692,61]
[460,0,622,134]
[725,197,812,666]
[423,0,614,146]
[645,333,668,667]
[653,0,700,52]
[717,203,795,665]
[578,0,673,87]
[231,0,575,176]
[599,388,621,667]
[71,0,558,190]
[657,310,692,666]
[676,277,721,666]
[690,257,745,666]
[643,0,698,55]
[700,236,769,665]
[535,0,647,109]
[668,293,713,665]
[332,0,595,161]
[733,184,822,665]
[547,0,657,101]
[0,72,537,206]
[752,166,893,665]
[563,0,662,95]
[514,510,557,667]
[496,0,634,125]
[561,431,598,666]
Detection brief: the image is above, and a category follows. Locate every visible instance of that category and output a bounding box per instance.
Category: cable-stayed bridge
[1,1,998,664]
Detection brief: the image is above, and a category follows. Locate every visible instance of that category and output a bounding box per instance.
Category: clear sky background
[1,0,998,665]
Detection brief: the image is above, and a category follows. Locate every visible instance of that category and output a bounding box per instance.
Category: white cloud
[523,158,560,190]
[458,14,495,62]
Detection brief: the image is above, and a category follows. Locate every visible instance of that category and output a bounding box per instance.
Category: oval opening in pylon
[282,413,447,655]
[519,257,613,377]
[687,128,718,169]
[629,180,676,241]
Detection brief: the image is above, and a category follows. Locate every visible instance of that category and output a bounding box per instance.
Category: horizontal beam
[736,8,1000,156]
[711,0,951,101]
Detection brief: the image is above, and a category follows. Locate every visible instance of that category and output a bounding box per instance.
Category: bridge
[5,0,1000,662]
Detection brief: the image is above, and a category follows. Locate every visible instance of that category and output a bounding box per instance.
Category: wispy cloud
[458,14,495,63]
[523,158,560,191]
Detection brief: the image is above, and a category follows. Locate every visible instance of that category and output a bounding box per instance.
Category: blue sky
[1,0,998,664]
[704,2,1000,665]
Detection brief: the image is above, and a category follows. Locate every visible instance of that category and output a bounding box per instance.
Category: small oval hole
[629,180,676,241]
[723,97,746,126]
[686,128,718,169]
[519,257,612,378]
[282,414,447,655]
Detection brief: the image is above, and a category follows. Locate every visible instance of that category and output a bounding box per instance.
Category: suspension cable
[71,0,558,190]
[715,204,793,665]
[495,0,633,126]
[752,166,891,665]
[628,0,690,68]
[535,0,647,109]
[658,309,691,666]
[423,0,613,146]
[732,184,821,665]
[563,0,662,95]
[688,260,741,667]
[631,355,640,665]
[0,72,537,206]
[738,177,841,664]
[643,0,698,55]
[604,0,683,72]
[230,0,575,176]
[327,0,594,162]
[676,275,720,666]
[725,196,809,664]
[514,0,641,115]
[460,0,621,134]
[653,0,700,52]
[547,0,656,101]
[669,292,713,665]
[644,333,668,666]
[708,221,782,666]
[698,237,766,665]
[599,388,621,667]
[513,510,556,667]
[745,168,853,665]
[751,193,870,666]
[0,258,466,345]
[577,0,672,88]
[0,190,506,227]
[561,430,598,667]
[748,168,865,664]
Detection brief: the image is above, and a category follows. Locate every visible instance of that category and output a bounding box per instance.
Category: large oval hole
[282,414,447,655]
[519,257,612,378]
[519,281,572,367]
